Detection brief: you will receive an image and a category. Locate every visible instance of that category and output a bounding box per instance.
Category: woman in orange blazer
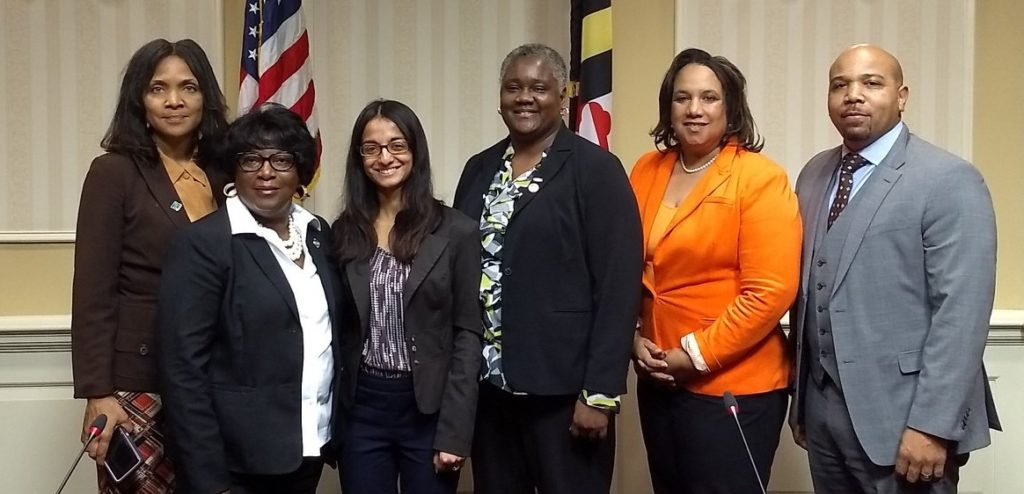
[629,48,801,493]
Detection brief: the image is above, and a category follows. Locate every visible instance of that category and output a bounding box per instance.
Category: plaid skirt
[96,391,174,494]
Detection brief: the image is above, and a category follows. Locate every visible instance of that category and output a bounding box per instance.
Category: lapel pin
[170,201,183,212]
[527,183,540,193]
[312,237,321,249]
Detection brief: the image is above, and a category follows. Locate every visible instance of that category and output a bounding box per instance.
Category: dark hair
[651,48,763,152]
[219,103,318,186]
[333,99,442,264]
[101,38,229,168]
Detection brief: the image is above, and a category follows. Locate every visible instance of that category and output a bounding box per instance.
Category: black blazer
[452,125,643,397]
[336,206,483,456]
[72,152,225,398]
[158,208,343,494]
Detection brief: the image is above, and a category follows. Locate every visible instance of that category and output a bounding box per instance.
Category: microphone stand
[56,414,106,494]
[724,392,767,494]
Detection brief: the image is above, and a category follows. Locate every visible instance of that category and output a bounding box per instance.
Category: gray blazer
[789,125,1000,465]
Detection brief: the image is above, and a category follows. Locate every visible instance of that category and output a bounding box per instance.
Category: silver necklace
[678,150,720,174]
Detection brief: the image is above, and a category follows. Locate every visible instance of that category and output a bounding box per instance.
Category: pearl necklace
[279,214,304,261]
[678,150,720,174]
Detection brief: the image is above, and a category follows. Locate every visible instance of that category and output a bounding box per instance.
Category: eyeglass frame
[235,151,297,172]
[359,139,410,158]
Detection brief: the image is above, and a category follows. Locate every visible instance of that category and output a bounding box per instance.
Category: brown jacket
[71,152,224,398]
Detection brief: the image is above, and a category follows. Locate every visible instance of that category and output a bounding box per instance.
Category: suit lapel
[799,148,841,290]
[831,128,909,296]
[511,125,574,220]
[306,224,337,326]
[403,233,448,307]
[345,258,371,339]
[462,142,508,222]
[638,152,675,250]
[661,146,734,238]
[136,159,190,227]
[240,235,299,320]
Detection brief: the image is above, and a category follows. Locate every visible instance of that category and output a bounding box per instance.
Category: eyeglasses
[359,140,410,158]
[236,152,297,172]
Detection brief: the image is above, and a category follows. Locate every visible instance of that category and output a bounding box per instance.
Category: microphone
[723,392,767,494]
[55,414,107,494]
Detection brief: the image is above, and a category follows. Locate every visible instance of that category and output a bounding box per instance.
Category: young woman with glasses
[332,99,483,494]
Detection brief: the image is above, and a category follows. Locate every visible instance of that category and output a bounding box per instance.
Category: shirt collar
[842,121,904,166]
[226,196,321,236]
[160,155,210,187]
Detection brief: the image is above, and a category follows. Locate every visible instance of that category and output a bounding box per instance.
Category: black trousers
[229,457,324,494]
[340,372,459,494]
[637,380,787,494]
[471,382,616,494]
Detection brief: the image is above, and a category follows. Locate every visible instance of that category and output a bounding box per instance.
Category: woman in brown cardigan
[70,38,228,492]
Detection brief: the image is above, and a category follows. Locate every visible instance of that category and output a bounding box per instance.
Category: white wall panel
[673,0,974,181]
[0,0,224,235]
[300,0,570,220]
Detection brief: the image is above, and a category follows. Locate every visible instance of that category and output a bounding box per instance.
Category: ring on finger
[920,473,933,481]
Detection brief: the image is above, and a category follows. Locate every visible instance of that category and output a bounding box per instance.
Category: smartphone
[104,426,143,483]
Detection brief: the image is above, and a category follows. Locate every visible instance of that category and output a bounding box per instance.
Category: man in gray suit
[789,44,1000,493]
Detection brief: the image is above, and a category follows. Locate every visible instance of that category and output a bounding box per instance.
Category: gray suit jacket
[789,125,1000,466]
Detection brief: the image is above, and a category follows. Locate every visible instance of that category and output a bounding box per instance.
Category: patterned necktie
[827,153,869,229]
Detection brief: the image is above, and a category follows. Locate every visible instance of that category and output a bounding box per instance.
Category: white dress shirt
[227,196,334,456]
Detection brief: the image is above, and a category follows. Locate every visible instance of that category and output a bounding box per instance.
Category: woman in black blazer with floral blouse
[452,43,642,494]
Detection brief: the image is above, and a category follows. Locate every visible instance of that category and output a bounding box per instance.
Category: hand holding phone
[104,426,143,483]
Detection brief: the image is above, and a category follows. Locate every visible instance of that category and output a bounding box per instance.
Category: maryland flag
[569,0,612,149]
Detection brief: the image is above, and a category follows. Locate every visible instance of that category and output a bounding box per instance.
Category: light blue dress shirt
[828,121,904,205]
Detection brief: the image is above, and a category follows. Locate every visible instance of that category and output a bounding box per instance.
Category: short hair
[219,103,317,186]
[499,43,568,92]
[333,99,442,264]
[650,48,763,152]
[101,38,229,168]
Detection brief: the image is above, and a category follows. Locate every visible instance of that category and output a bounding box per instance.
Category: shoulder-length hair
[333,99,442,265]
[650,48,763,153]
[218,103,317,186]
[101,38,229,169]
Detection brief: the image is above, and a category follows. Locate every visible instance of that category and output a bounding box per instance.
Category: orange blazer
[629,142,801,396]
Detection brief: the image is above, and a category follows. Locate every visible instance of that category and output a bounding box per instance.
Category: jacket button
[817,259,826,267]
[502,267,512,276]
[138,344,149,356]
[413,359,420,366]
[816,282,825,290]
[411,345,417,352]
[819,329,827,335]
[816,305,825,313]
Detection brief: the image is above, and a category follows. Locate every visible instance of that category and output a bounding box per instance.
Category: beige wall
[0,244,72,315]
[975,0,1023,308]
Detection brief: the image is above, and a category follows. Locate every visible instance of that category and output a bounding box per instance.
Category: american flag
[239,0,322,188]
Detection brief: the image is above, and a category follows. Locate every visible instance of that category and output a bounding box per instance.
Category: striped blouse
[361,247,412,376]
